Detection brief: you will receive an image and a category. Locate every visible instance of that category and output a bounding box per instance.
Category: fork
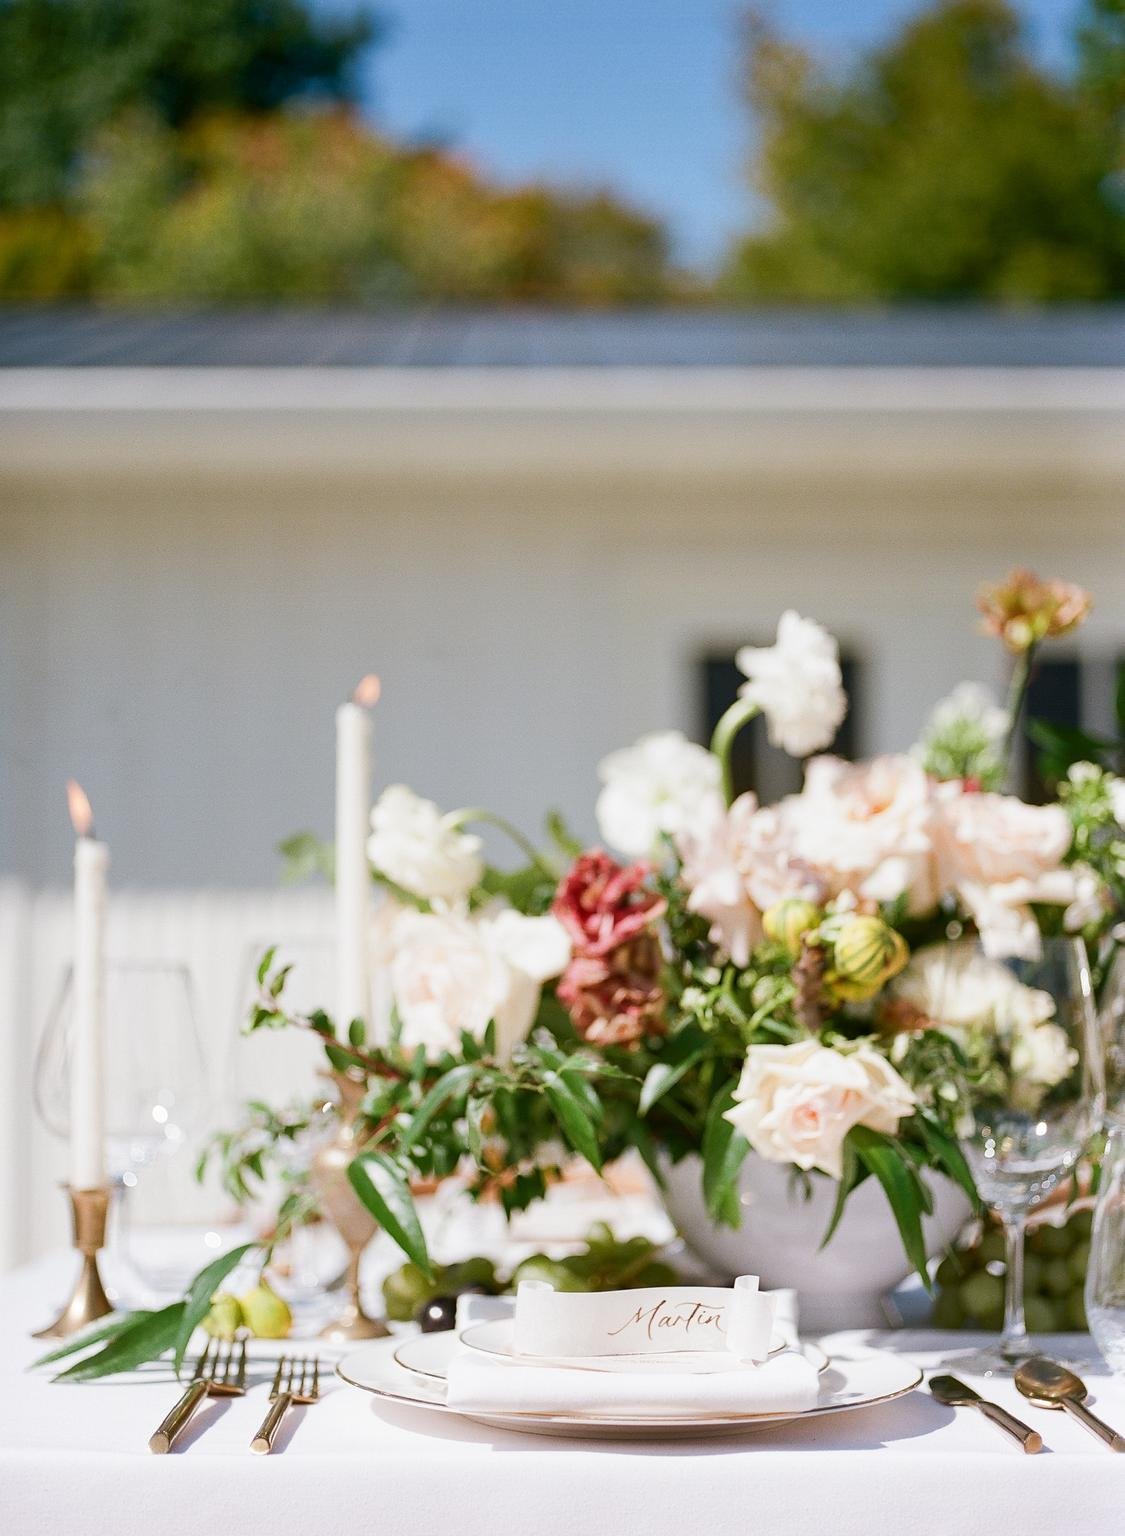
[149,1337,248,1453]
[250,1356,321,1455]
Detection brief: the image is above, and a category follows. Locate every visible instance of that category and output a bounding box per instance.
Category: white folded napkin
[444,1347,819,1417]
[445,1288,816,1417]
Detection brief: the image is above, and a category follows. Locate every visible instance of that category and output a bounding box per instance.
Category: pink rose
[788,754,939,913]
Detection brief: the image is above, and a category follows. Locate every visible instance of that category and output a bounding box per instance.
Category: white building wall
[1,377,1123,1267]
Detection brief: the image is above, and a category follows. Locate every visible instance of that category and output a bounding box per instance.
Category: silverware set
[148,1341,322,1455]
[929,1356,1125,1454]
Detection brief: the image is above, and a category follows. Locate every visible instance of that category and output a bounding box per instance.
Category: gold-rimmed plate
[341,1336,919,1441]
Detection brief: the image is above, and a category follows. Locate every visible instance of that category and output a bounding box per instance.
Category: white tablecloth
[3,1251,1125,1536]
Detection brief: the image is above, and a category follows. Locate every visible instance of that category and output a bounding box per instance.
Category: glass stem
[1000,1209,1029,1360]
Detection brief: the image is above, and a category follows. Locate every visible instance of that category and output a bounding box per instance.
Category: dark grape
[418,1295,459,1333]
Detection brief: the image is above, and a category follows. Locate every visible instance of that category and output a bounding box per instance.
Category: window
[699,651,862,801]
[1020,654,1124,800]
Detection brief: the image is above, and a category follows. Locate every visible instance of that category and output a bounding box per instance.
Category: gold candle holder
[32,1184,114,1340]
[309,1071,390,1343]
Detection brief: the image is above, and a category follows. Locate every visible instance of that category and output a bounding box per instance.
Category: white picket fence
[0,879,335,1271]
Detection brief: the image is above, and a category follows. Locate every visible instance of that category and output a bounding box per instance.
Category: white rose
[389,906,569,1060]
[368,785,484,903]
[596,730,721,857]
[724,1038,916,1181]
[1010,1021,1078,1089]
[676,792,764,966]
[789,754,939,913]
[933,784,1076,958]
[893,943,1055,1037]
[736,611,847,759]
[1110,776,1125,827]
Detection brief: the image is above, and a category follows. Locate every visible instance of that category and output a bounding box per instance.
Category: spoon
[1014,1357,1125,1451]
[929,1375,1042,1453]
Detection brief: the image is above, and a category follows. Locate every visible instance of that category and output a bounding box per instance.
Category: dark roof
[1,306,1123,367]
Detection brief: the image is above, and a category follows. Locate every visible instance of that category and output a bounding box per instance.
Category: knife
[929,1374,1043,1453]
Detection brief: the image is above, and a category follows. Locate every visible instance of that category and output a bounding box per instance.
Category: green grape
[1022,1253,1044,1293]
[1032,1223,1071,1258]
[976,1303,1005,1332]
[445,1257,500,1294]
[383,1261,438,1323]
[931,1291,964,1328]
[1024,1296,1060,1333]
[1043,1258,1072,1298]
[935,1253,969,1289]
[977,1229,1006,1265]
[1067,1290,1088,1331]
[961,1272,1004,1320]
[510,1256,587,1292]
[1069,1208,1094,1242]
[1069,1239,1091,1282]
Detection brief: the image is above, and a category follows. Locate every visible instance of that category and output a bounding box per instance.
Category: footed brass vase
[308,1070,390,1343]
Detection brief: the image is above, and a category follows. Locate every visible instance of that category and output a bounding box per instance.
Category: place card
[512,1274,775,1362]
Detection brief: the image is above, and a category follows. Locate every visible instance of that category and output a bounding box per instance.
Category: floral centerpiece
[235,568,1121,1273]
[40,571,1124,1376]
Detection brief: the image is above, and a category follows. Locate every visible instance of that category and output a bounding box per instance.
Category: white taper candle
[67,782,107,1190]
[335,677,379,1030]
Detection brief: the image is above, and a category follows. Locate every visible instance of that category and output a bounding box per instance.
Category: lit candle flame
[353,674,381,708]
[66,779,94,838]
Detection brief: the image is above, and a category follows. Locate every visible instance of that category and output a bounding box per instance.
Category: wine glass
[939,936,1103,1373]
[34,960,208,1301]
[1086,945,1125,1373]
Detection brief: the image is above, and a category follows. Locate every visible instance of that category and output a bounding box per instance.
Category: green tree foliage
[0,0,669,302]
[723,0,1125,301]
[0,0,376,208]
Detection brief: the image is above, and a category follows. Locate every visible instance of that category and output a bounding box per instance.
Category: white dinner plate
[339,1334,921,1441]
[454,1318,790,1374]
[393,1330,825,1383]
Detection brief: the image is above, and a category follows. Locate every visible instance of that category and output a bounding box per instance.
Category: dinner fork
[149,1337,248,1453]
[250,1355,321,1455]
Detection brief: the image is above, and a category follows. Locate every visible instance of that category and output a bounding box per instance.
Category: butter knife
[929,1374,1043,1453]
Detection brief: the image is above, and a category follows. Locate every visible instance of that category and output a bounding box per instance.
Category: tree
[0,0,377,207]
[722,0,1125,301]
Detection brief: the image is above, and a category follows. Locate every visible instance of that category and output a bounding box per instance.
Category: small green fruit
[1024,1296,1060,1333]
[763,899,822,957]
[202,1292,243,1341]
[239,1281,292,1340]
[931,1290,964,1328]
[1033,1222,1071,1258]
[960,1272,1004,1321]
[1069,1239,1091,1282]
[977,1229,1006,1266]
[1067,1290,1088,1331]
[510,1256,586,1293]
[1043,1259,1072,1298]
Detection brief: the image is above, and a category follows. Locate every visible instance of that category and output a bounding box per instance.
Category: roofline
[2,366,1125,414]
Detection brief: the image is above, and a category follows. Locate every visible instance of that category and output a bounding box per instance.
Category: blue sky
[314,1,1082,267]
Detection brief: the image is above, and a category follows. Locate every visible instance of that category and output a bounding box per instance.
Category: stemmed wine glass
[1085,946,1125,1374]
[34,960,208,1302]
[940,936,1103,1373]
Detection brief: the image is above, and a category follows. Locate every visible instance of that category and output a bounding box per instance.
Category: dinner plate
[454,1318,789,1374]
[339,1335,921,1441]
[393,1331,826,1383]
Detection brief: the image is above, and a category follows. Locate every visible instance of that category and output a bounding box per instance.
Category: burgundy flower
[552,850,665,958]
[557,937,665,1047]
[552,851,666,1046]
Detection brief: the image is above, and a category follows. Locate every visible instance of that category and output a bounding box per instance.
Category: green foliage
[723,0,1125,301]
[0,0,375,209]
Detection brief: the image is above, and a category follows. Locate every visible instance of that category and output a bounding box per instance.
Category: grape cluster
[931,1207,1093,1332]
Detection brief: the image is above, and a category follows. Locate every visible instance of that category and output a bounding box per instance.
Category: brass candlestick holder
[309,1070,390,1343]
[33,1184,114,1340]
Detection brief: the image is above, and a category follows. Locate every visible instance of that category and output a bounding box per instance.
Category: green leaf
[255,946,277,987]
[173,1242,256,1376]
[545,809,584,860]
[30,1309,139,1368]
[819,1138,861,1250]
[913,1113,980,1209]
[52,1302,186,1383]
[542,1072,603,1171]
[639,1050,704,1116]
[325,1042,356,1073]
[348,1017,366,1048]
[701,1081,749,1226]
[400,1063,477,1151]
[348,1151,432,1276]
[850,1126,929,1285]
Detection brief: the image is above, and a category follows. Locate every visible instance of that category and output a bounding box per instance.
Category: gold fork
[148,1337,248,1453]
[250,1355,321,1455]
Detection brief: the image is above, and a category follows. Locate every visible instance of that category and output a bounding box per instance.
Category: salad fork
[149,1337,248,1453]
[250,1355,321,1454]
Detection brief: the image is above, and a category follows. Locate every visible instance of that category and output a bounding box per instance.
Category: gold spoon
[1014,1357,1125,1451]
